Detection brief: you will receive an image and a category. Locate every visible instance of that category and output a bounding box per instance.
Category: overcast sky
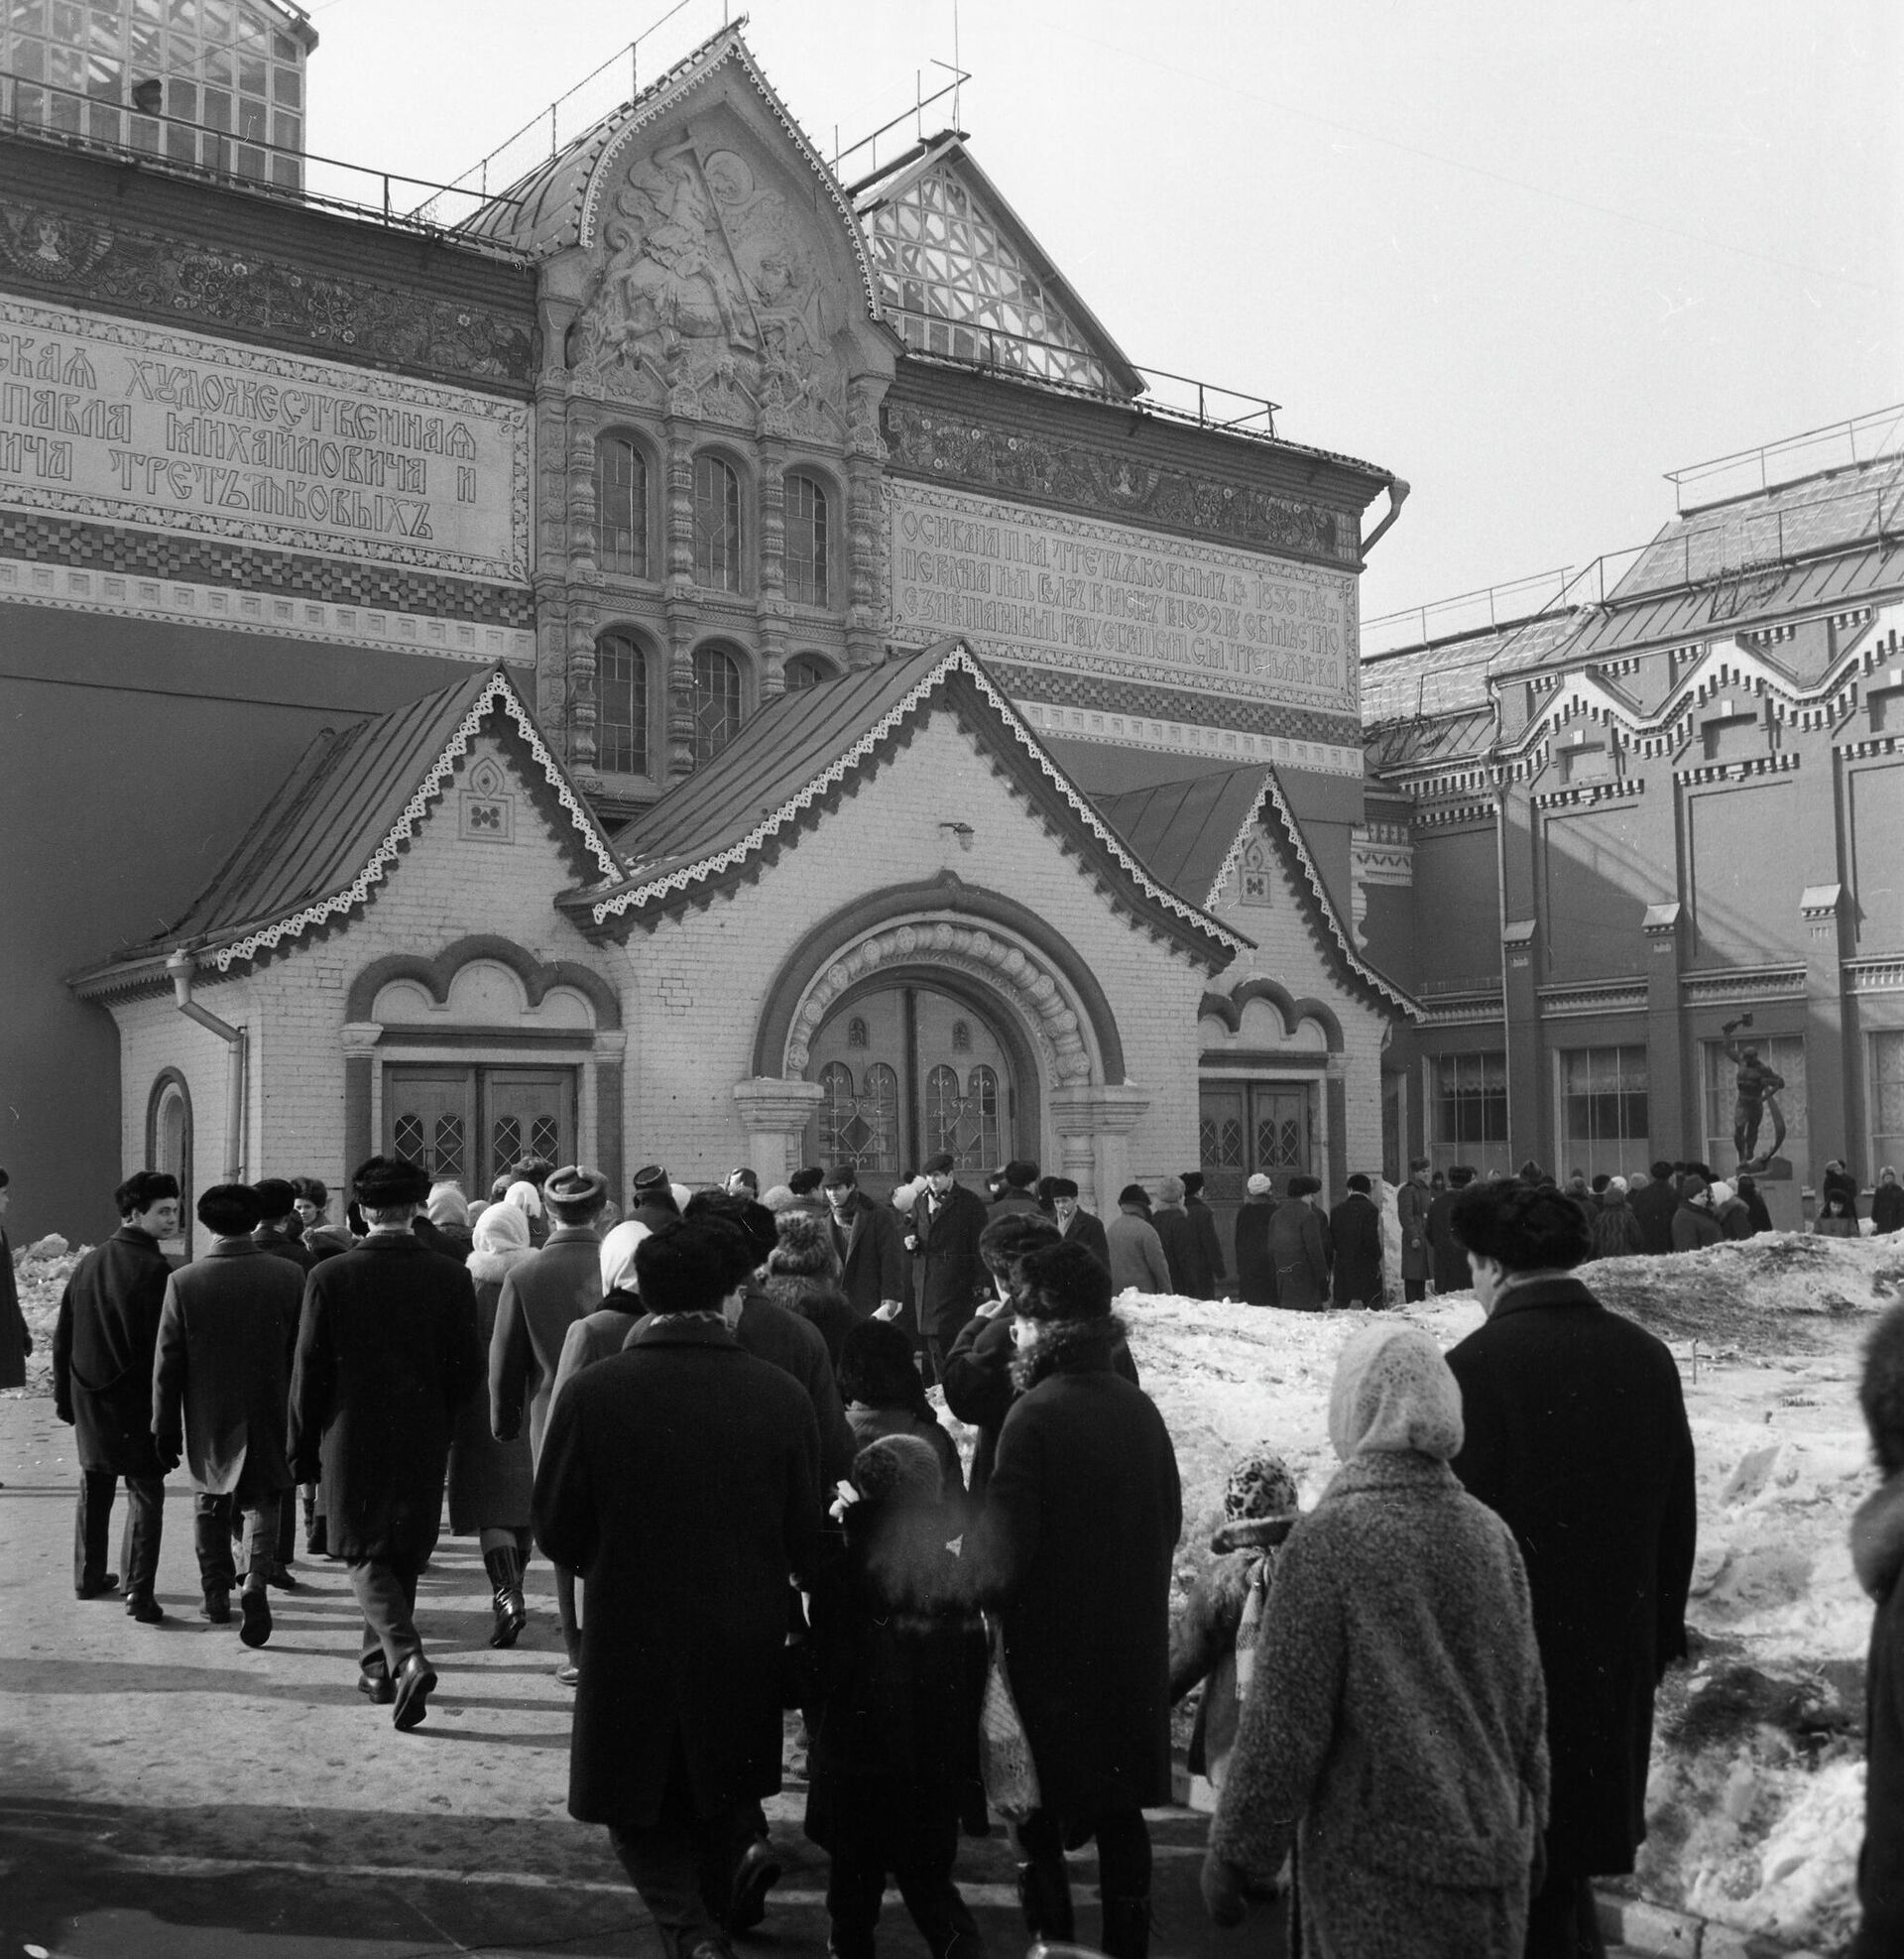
[303,0,1902,635]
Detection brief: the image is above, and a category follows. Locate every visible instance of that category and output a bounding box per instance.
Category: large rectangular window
[1873,1032,1904,1176]
[1559,1044,1649,1180]
[1429,1050,1509,1178]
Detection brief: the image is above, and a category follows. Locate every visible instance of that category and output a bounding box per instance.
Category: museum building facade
[5,23,1411,1251]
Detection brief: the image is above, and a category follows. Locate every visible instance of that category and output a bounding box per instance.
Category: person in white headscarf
[1203,1323,1548,1958]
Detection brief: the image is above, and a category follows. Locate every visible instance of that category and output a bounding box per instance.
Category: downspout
[1361,476,1411,556]
[165,947,248,1183]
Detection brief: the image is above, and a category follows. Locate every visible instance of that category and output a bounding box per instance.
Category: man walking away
[1181,1173,1228,1298]
[152,1182,302,1644]
[252,1179,315,1272]
[290,1156,484,1730]
[1327,1173,1384,1309]
[988,1161,1043,1223]
[536,1217,822,1959]
[1149,1177,1198,1296]
[1105,1184,1171,1296]
[54,1170,179,1619]
[1630,1160,1680,1257]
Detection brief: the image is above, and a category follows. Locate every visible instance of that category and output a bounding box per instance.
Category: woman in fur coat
[1204,1322,1548,1958]
[450,1202,536,1648]
[1852,1302,1904,1956]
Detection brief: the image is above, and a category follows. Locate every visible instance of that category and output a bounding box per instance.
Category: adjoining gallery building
[4,21,1409,1252]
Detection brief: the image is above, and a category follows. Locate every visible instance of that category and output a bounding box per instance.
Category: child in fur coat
[1169,1450,1299,1794]
[802,1434,987,1959]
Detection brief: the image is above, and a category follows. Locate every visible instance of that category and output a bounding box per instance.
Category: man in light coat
[54,1169,179,1619]
[1397,1157,1433,1301]
[1105,1184,1171,1295]
[152,1182,303,1644]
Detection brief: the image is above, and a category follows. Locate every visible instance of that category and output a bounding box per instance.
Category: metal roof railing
[1666,404,1904,513]
[0,70,526,249]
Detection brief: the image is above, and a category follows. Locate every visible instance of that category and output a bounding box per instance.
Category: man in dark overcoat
[972,1240,1182,1959]
[1048,1178,1109,1269]
[1327,1172,1385,1308]
[289,1155,484,1730]
[1630,1159,1680,1257]
[1265,1173,1330,1310]
[152,1182,302,1643]
[905,1152,988,1381]
[1148,1176,1200,1295]
[1444,1180,1697,1959]
[820,1166,906,1320]
[1425,1163,1475,1293]
[53,1169,179,1617]
[537,1216,822,1959]
[1180,1172,1229,1297]
[1397,1156,1433,1300]
[0,1168,31,1399]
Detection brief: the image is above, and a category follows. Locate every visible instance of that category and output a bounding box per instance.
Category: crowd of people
[10,1144,1903,1958]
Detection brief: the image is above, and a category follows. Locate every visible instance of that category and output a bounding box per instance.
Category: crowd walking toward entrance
[14,1145,1904,1958]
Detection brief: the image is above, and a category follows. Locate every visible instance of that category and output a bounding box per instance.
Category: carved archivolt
[783,919,1095,1088]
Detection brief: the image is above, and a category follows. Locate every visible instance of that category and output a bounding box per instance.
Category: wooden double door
[384,1065,575,1193]
[1199,1078,1315,1247]
[804,985,1020,1203]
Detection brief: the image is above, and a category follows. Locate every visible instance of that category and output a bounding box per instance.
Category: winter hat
[1155,1175,1186,1206]
[852,1433,943,1510]
[1606,1176,1628,1197]
[1288,1173,1322,1198]
[1246,1172,1273,1197]
[1224,1450,1299,1522]
[1002,1159,1039,1191]
[545,1164,610,1209]
[473,1200,531,1258]
[426,1182,470,1228]
[1048,1177,1081,1200]
[761,1183,797,1213]
[822,1164,859,1191]
[787,1166,826,1197]
[1328,1321,1464,1463]
[1181,1171,1206,1198]
[353,1155,430,1209]
[921,1152,957,1175]
[1118,1183,1151,1208]
[503,1178,544,1221]
[838,1315,926,1408]
[252,1177,297,1220]
[598,1217,651,1293]
[1015,1240,1114,1322]
[769,1212,840,1283]
[1709,1179,1734,1208]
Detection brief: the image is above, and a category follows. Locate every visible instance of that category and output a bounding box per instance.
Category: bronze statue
[1722,1017,1786,1170]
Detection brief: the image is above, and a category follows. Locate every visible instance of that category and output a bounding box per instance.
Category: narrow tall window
[595,436,647,578]
[784,474,829,607]
[596,633,648,777]
[692,646,743,765]
[693,453,742,591]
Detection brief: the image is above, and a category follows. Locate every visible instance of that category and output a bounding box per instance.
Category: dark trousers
[827,1788,977,1959]
[195,1489,281,1594]
[609,1739,744,1959]
[1015,1803,1152,1916]
[1523,1868,1607,1959]
[1403,1277,1427,1302]
[74,1471,164,1597]
[348,1557,423,1675]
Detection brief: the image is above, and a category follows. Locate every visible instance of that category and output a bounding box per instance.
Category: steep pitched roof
[573,639,1248,966]
[1096,765,1419,1022]
[69,664,621,993]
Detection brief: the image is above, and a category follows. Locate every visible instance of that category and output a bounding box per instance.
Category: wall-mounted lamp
[939,820,975,852]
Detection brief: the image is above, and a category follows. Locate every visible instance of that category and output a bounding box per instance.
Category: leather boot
[1015,1857,1074,1943]
[1100,1893,1150,1959]
[483,1544,527,1649]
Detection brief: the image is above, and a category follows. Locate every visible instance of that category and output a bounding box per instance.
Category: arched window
[784,474,829,606]
[146,1069,193,1229]
[783,653,835,691]
[596,632,649,776]
[924,1062,1001,1170]
[692,646,744,764]
[693,452,742,591]
[818,1060,897,1171]
[594,435,648,577]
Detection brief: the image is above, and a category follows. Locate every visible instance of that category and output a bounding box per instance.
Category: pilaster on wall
[757,440,787,699]
[663,416,697,781]
[733,1076,826,1187]
[1643,904,1690,1156]
[844,375,887,670]
[1050,1082,1149,1218]
[1502,919,1542,1170]
[1803,882,1852,1174]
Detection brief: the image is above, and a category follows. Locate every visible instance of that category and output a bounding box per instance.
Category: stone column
[843,375,887,670]
[756,438,787,698]
[1050,1082,1150,1214]
[1642,902,1688,1156]
[662,412,698,782]
[594,1029,627,1205]
[733,1077,826,1188]
[340,1023,383,1174]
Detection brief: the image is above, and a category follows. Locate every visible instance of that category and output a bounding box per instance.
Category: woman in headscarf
[1204,1322,1548,1957]
[450,1202,536,1649]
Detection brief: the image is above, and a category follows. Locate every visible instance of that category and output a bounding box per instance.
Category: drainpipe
[1362,476,1411,556]
[165,947,248,1183]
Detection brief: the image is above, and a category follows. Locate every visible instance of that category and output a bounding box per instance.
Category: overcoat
[1232,1197,1276,1305]
[1185,1194,1228,1293]
[53,1225,174,1474]
[1671,1201,1724,1252]
[1105,1208,1170,1294]
[151,1241,302,1498]
[1396,1178,1432,1286]
[1058,1206,1111,1270]
[534,1316,822,1826]
[1424,1188,1468,1294]
[489,1226,604,1462]
[1327,1193,1384,1308]
[1447,1275,1696,1877]
[288,1234,484,1565]
[1265,1199,1329,1311]
[1629,1178,1679,1256]
[910,1180,990,1348]
[1151,1203,1198,1295]
[973,1317,1181,1822]
[0,1225,29,1391]
[830,1195,906,1317]
[844,1402,965,1502]
[1851,1473,1904,1957]
[447,1251,535,1534]
[549,1297,643,1408]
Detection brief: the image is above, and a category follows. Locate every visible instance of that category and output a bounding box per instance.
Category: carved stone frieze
[884,403,1357,564]
[0,200,534,384]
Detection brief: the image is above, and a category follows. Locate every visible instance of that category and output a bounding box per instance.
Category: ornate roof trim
[589,640,1247,954]
[575,25,885,326]
[206,667,622,975]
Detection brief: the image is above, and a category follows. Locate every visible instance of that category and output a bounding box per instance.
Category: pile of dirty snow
[1110,1230,1901,1957]
[13,1235,80,1398]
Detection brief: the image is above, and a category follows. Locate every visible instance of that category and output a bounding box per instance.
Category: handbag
[978,1616,1042,1820]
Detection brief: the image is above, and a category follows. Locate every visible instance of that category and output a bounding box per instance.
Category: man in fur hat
[290,1155,484,1730]
[819,1165,905,1322]
[1048,1177,1110,1269]
[905,1153,989,1383]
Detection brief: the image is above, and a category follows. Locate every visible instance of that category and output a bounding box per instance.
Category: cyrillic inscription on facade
[886,482,1357,715]
[0,299,528,582]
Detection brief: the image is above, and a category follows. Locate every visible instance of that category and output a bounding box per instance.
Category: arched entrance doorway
[802,980,1027,1200]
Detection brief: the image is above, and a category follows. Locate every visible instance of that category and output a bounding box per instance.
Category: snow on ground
[1107,1231,1904,1959]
